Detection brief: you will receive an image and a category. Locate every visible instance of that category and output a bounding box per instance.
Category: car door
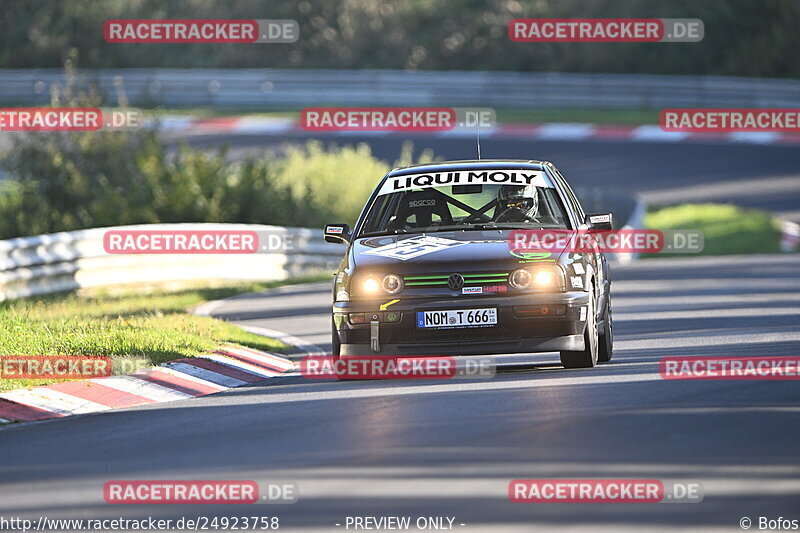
[547,165,608,309]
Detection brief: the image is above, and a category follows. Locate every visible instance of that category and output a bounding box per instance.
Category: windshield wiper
[455,223,548,231]
[359,229,412,237]
[488,222,562,229]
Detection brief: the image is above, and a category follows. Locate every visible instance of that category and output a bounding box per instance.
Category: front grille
[403,271,509,288]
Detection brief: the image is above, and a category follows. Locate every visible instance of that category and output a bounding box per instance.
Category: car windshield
[359,170,571,236]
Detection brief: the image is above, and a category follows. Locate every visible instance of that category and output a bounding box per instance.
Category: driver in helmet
[495,184,540,223]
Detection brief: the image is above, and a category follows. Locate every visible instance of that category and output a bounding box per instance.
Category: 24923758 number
[193,516,279,530]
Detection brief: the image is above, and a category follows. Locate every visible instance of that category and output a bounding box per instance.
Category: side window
[552,167,585,221]
[361,193,397,234]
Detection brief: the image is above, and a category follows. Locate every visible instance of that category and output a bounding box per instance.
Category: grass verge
[646,203,784,257]
[0,275,327,392]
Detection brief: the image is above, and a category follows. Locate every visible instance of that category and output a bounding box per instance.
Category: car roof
[388,159,550,177]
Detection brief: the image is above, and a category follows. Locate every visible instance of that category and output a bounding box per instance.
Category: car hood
[351,230,564,273]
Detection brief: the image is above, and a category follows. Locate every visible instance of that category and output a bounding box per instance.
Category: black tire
[330,318,353,380]
[331,316,341,357]
[598,292,613,363]
[560,289,599,369]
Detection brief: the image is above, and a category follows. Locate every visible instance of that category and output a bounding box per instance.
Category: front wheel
[331,316,341,357]
[598,292,613,363]
[331,317,353,380]
[560,290,598,369]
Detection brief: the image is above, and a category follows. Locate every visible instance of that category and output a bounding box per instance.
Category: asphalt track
[1,135,799,532]
[170,131,800,222]
[1,254,799,531]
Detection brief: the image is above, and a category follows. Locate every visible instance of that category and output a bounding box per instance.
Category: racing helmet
[497,184,539,220]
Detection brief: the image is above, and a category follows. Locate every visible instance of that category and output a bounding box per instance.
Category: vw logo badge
[448,273,465,291]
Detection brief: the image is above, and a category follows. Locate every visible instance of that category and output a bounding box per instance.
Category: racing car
[324,160,613,369]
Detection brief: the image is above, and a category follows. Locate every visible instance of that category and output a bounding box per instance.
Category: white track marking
[230,116,294,134]
[535,123,595,140]
[200,354,281,378]
[239,324,326,356]
[218,344,295,371]
[90,375,192,401]
[162,362,249,388]
[192,299,227,317]
[631,125,689,142]
[728,131,781,144]
[146,366,229,392]
[0,388,108,415]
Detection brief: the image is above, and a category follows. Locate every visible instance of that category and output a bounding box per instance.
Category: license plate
[416,308,498,329]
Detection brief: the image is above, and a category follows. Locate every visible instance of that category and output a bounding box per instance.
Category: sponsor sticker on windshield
[377,170,550,196]
[364,235,465,260]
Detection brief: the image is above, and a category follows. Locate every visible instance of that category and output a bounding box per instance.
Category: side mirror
[585,213,613,231]
[324,223,351,244]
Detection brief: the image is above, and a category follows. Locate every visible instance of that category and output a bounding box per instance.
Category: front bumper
[333,291,590,356]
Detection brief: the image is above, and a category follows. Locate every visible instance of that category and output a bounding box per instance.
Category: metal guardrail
[0,223,342,301]
[1,69,799,109]
[0,188,643,300]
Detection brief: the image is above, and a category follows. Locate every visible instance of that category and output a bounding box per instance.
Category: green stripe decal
[405,273,508,279]
[405,280,508,286]
[404,272,508,287]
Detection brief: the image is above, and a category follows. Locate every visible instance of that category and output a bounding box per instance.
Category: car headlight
[361,275,381,295]
[382,273,404,295]
[511,266,565,291]
[510,268,533,289]
[533,268,556,287]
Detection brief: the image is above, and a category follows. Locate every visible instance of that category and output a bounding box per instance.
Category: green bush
[0,57,437,238]
[646,203,783,256]
[0,118,434,238]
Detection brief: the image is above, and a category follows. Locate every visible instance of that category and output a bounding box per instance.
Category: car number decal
[364,235,466,260]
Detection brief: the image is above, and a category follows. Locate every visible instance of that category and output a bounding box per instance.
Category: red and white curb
[155,116,800,145]
[0,344,294,424]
